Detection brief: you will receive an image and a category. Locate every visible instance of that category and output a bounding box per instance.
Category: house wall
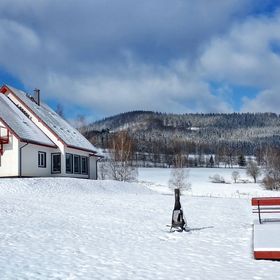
[63,147,98,179]
[0,122,19,177]
[3,91,98,179]
[20,143,59,177]
[20,145,98,179]
[89,156,98,179]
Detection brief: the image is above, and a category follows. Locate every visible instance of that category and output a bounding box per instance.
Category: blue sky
[0,0,280,121]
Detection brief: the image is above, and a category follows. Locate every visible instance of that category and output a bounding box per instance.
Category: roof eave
[66,144,98,154]
[21,139,57,148]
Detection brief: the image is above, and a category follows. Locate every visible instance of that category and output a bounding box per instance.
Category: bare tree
[231,170,240,183]
[246,161,261,183]
[74,114,87,133]
[173,151,185,168]
[55,103,64,118]
[98,159,109,180]
[169,152,191,193]
[169,168,191,193]
[262,148,280,190]
[107,131,138,182]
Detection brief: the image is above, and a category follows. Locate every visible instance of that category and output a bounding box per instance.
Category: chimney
[33,88,40,106]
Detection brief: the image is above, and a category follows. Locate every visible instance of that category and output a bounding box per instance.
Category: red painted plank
[254,251,280,260]
[252,197,280,206]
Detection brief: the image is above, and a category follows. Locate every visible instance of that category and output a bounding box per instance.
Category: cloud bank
[0,0,279,117]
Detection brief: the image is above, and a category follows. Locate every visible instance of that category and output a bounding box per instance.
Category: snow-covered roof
[6,85,98,153]
[0,94,56,147]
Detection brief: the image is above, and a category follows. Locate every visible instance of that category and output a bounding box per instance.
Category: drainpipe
[96,157,102,180]
[19,142,29,177]
[89,154,102,180]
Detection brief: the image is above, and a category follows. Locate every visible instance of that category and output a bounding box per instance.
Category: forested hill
[83,111,280,158]
[88,111,280,131]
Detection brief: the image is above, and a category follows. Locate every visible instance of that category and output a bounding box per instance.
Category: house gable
[0,84,100,179]
[1,85,98,154]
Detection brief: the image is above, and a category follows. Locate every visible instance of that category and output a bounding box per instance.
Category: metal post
[258,201,262,224]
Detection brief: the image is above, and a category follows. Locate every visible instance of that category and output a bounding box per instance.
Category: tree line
[80,111,280,189]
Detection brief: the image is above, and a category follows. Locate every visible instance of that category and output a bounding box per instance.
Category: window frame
[81,156,88,175]
[73,155,81,174]
[51,153,61,174]
[66,153,73,174]
[38,151,47,168]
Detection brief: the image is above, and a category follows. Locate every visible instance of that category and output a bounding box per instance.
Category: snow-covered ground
[138,167,278,198]
[0,168,279,279]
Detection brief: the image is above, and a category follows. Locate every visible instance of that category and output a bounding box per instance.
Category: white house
[0,84,101,179]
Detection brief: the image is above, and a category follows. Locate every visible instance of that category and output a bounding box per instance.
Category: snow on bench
[252,197,280,260]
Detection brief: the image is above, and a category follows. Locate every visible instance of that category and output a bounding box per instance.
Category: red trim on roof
[0,117,57,148]
[0,85,8,94]
[4,85,97,154]
[3,85,66,145]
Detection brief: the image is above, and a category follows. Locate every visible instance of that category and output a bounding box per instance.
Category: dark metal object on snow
[170,189,187,232]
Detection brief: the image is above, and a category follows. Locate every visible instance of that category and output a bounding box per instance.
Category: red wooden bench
[252,197,280,224]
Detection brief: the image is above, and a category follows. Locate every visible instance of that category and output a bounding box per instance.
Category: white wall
[63,147,98,179]
[20,143,59,177]
[6,91,98,179]
[0,122,19,177]
[89,156,98,179]
[20,145,98,179]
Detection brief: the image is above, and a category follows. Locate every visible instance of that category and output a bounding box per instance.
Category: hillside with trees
[81,111,280,168]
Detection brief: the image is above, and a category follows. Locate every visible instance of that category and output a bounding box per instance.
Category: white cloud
[42,61,232,116]
[200,11,280,86]
[199,10,280,112]
[1,0,280,116]
[242,88,280,113]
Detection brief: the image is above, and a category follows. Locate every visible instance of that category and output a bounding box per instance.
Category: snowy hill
[83,111,280,161]
[0,172,280,279]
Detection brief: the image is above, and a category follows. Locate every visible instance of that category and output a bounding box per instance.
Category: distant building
[0,85,101,179]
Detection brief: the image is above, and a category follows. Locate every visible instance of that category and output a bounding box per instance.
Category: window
[38,152,46,168]
[81,157,88,175]
[51,153,61,173]
[66,153,73,173]
[74,155,81,174]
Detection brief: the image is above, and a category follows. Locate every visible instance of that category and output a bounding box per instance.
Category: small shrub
[262,174,280,191]
[246,161,261,183]
[209,174,225,183]
[231,171,240,183]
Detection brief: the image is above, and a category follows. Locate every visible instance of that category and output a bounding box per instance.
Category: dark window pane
[74,155,81,173]
[38,152,46,168]
[81,157,88,174]
[52,154,61,173]
[66,153,73,173]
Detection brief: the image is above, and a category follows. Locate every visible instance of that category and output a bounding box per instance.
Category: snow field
[0,169,279,279]
[138,167,277,198]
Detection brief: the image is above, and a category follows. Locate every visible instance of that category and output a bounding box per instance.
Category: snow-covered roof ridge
[0,94,56,147]
[4,85,100,154]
